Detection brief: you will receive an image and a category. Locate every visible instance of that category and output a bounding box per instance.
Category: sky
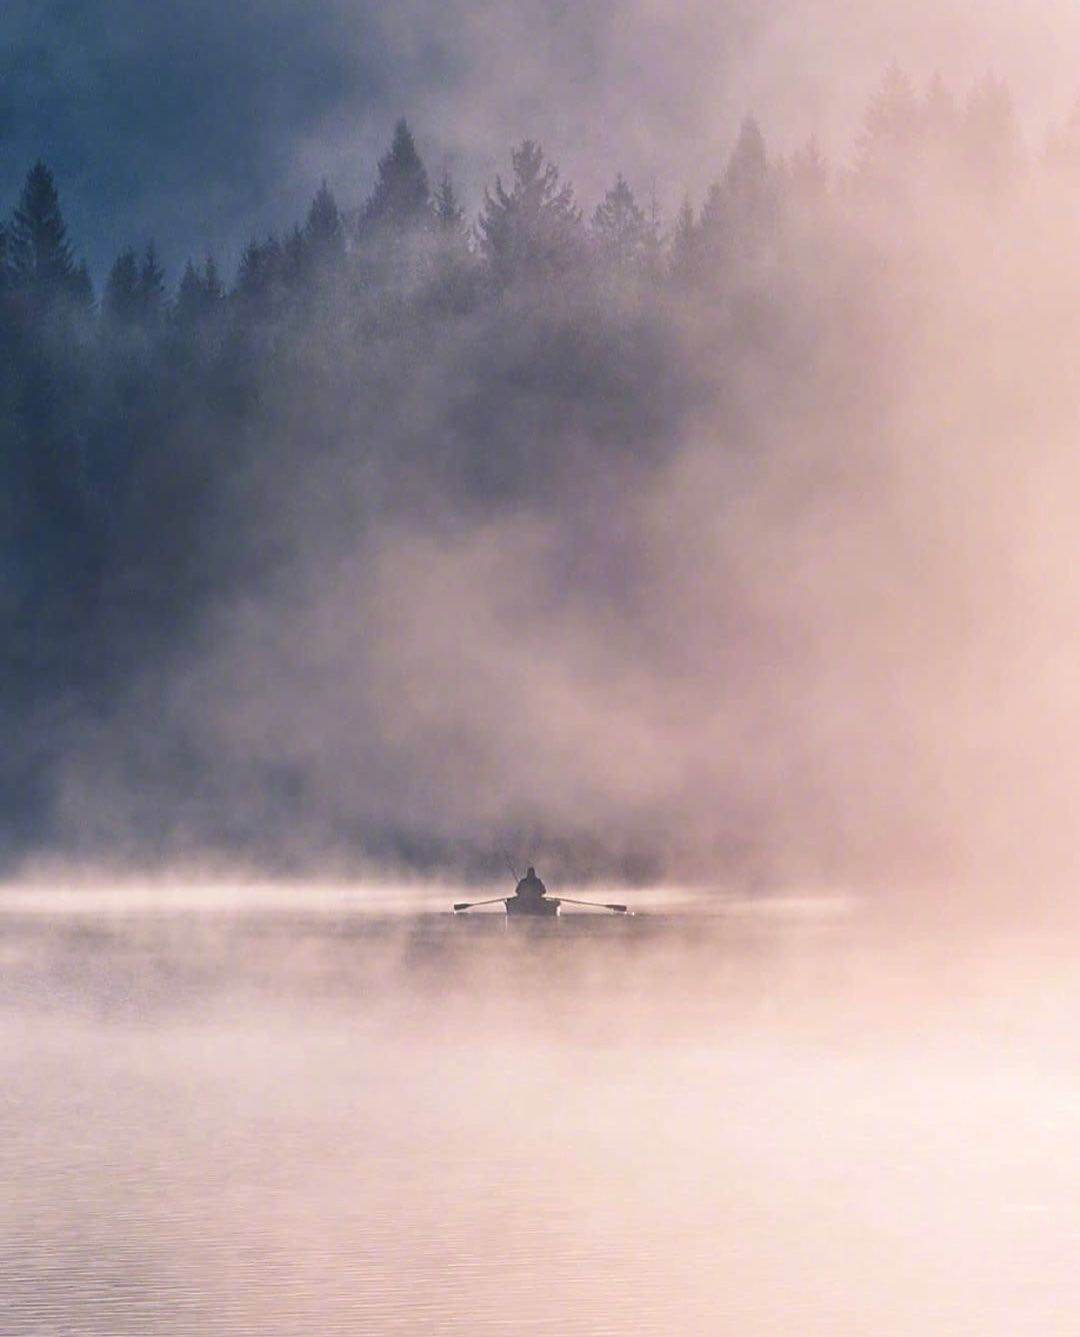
[2,0,1079,280]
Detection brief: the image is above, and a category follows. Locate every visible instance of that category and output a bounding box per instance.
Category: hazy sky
[3,1,1078,279]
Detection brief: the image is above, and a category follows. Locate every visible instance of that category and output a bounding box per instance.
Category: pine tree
[174,255,224,328]
[304,180,345,267]
[961,74,1022,195]
[668,195,699,282]
[175,260,204,327]
[591,174,650,271]
[700,117,776,263]
[856,64,922,188]
[9,162,78,303]
[924,73,957,137]
[104,248,142,326]
[786,136,830,204]
[203,254,224,305]
[477,140,582,284]
[642,183,665,275]
[433,172,465,236]
[139,244,166,323]
[358,120,431,238]
[71,261,94,312]
[235,236,284,305]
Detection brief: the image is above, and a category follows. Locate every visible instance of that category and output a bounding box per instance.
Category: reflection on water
[3,890,1080,1335]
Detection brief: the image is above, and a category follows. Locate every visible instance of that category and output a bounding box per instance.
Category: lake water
[3,886,1080,1335]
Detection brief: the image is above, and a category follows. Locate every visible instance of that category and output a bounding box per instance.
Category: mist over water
[5,890,1080,1334]
[8,7,1080,1334]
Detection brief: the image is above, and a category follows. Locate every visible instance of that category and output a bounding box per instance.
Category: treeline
[2,67,1078,869]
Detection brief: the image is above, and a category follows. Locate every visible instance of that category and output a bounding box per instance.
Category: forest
[5,67,1080,880]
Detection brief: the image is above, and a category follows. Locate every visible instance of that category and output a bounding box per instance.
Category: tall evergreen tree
[104,248,142,326]
[174,255,225,327]
[358,120,431,237]
[433,172,465,236]
[591,174,650,271]
[9,162,78,304]
[139,244,166,322]
[477,140,582,284]
[856,64,922,190]
[235,235,284,306]
[785,136,830,204]
[304,180,345,268]
[961,75,1022,195]
[700,117,776,264]
[668,195,699,282]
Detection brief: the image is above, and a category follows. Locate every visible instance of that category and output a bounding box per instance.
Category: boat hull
[505,897,560,918]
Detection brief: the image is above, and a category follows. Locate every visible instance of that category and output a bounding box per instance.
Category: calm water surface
[3,888,1080,1335]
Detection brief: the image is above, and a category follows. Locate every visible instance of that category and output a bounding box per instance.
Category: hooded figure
[514,866,547,901]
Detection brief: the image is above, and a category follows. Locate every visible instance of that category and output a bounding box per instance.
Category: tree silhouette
[434,172,465,236]
[668,195,699,282]
[358,120,431,238]
[304,181,345,270]
[9,162,79,305]
[139,244,166,322]
[700,118,776,268]
[477,140,582,284]
[961,74,1022,195]
[174,255,224,327]
[785,136,830,205]
[104,248,142,325]
[856,64,922,192]
[591,174,650,271]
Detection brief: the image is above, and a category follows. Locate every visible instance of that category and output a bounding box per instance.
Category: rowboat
[505,895,560,918]
[453,890,629,916]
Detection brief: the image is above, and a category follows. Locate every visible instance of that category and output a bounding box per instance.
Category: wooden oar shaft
[453,897,509,911]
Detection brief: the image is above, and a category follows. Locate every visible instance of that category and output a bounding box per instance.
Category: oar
[453,897,509,912]
[556,898,630,914]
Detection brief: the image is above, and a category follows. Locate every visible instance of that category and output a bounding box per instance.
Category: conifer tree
[433,172,465,236]
[235,236,284,305]
[358,120,431,237]
[175,255,224,327]
[591,174,649,271]
[104,248,142,326]
[139,244,166,323]
[9,162,78,303]
[477,140,582,284]
[700,117,776,264]
[961,74,1022,195]
[855,64,922,191]
[175,260,204,327]
[304,181,345,267]
[203,254,224,305]
[924,73,957,137]
[668,196,699,282]
[71,261,94,312]
[786,136,830,204]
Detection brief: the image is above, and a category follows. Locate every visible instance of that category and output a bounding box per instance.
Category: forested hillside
[5,72,1080,880]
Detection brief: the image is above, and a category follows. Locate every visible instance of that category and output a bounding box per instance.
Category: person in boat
[514,866,548,904]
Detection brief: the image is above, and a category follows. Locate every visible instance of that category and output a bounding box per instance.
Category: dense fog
[6,66,1080,894]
